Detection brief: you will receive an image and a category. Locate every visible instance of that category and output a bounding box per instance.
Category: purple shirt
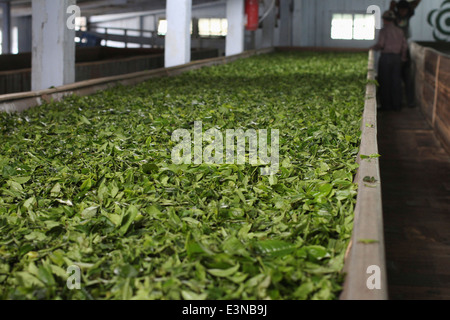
[372,23,408,61]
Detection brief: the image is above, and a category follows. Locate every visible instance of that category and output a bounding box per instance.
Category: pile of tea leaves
[0,51,367,300]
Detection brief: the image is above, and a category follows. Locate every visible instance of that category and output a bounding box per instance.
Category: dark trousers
[378,53,402,110]
[401,59,415,108]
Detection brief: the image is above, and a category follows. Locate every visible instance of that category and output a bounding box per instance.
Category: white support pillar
[1,1,11,54]
[261,0,276,48]
[279,0,292,47]
[32,0,76,91]
[165,0,192,68]
[226,0,245,56]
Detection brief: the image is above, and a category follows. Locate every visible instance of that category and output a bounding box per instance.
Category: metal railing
[80,26,163,48]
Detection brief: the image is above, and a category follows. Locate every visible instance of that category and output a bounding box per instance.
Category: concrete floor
[378,106,450,300]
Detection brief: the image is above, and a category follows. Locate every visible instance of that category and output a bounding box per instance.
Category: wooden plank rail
[340,50,388,300]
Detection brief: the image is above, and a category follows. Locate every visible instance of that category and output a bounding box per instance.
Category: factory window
[158,19,193,36]
[198,18,228,37]
[0,28,19,55]
[158,20,168,36]
[331,13,375,40]
[12,27,18,54]
[75,17,88,32]
[353,14,376,40]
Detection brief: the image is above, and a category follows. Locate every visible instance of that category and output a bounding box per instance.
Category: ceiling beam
[8,0,221,17]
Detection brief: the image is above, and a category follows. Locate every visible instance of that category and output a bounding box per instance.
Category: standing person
[390,0,422,108]
[371,11,408,111]
[390,0,422,39]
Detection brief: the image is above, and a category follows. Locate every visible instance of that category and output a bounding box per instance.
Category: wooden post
[432,55,441,128]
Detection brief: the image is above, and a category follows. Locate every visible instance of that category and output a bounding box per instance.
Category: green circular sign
[428,0,450,41]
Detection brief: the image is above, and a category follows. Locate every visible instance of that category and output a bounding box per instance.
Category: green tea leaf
[253,240,296,257]
[207,264,240,277]
[119,205,139,235]
[81,206,99,219]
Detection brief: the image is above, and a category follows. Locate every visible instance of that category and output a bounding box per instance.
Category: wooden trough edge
[0,47,274,113]
[340,50,388,300]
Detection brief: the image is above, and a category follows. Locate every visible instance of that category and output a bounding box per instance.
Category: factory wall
[410,0,449,42]
[294,0,388,48]
[1,0,446,57]
[87,0,447,52]
[293,0,447,48]
[88,2,276,52]
[89,2,228,35]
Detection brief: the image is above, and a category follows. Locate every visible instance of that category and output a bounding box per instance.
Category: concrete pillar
[226,0,245,56]
[279,0,292,47]
[165,0,192,68]
[15,16,32,53]
[261,0,276,48]
[1,1,11,54]
[32,0,76,91]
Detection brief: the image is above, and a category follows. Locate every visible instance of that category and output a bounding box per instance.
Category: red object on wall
[245,0,259,31]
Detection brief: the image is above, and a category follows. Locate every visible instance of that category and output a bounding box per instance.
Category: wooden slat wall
[0,49,218,95]
[0,69,31,95]
[436,56,450,152]
[410,42,450,154]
